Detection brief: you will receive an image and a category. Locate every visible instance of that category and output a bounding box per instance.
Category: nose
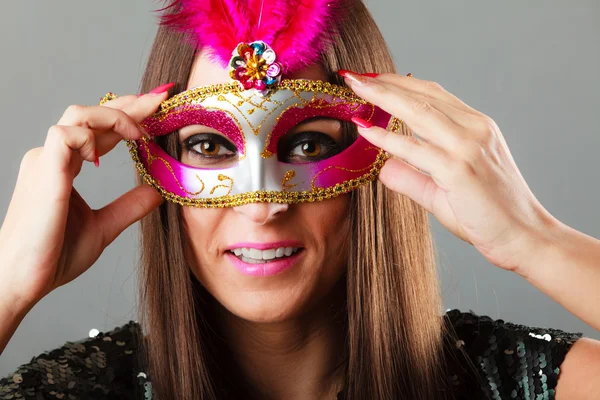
[233,202,289,225]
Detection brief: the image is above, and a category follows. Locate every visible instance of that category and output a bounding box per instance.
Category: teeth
[249,248,262,259]
[230,246,300,261]
[262,249,276,260]
[240,256,263,264]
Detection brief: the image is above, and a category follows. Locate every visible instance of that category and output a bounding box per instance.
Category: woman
[1,0,599,399]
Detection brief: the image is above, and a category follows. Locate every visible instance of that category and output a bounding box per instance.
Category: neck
[216,282,347,400]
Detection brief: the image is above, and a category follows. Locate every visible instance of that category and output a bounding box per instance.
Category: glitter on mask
[141,105,246,156]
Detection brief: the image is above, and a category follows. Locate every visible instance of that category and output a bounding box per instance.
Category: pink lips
[225,241,304,277]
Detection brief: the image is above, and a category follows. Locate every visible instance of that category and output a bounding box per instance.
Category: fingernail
[94,150,100,168]
[406,72,413,77]
[137,93,144,97]
[148,82,175,95]
[351,117,373,129]
[337,70,368,85]
[362,73,380,78]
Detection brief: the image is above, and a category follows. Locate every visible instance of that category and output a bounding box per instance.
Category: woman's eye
[292,141,322,158]
[183,133,237,159]
[279,131,342,163]
[193,140,227,156]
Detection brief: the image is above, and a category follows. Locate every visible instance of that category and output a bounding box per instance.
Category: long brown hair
[135,1,459,399]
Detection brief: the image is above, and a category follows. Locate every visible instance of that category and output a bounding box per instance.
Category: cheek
[181,207,227,266]
[299,194,352,263]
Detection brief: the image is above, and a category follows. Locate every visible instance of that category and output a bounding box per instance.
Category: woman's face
[180,50,350,323]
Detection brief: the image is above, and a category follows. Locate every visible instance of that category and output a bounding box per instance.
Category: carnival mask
[100,1,405,207]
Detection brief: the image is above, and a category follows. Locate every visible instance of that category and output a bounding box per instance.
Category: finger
[344,74,461,150]
[378,158,441,215]
[95,92,169,156]
[378,81,484,131]
[43,125,99,171]
[57,104,145,140]
[374,73,483,116]
[95,184,163,248]
[102,93,164,123]
[357,124,453,187]
[58,92,168,157]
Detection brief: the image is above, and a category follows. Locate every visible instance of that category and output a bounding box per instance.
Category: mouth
[225,244,305,276]
[227,246,302,264]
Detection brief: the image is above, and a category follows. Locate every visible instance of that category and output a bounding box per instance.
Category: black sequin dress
[0,309,582,400]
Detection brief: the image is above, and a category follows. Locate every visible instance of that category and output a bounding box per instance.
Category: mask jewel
[229,41,283,95]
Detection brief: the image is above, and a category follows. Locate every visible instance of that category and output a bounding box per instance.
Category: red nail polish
[406,72,413,77]
[337,70,368,85]
[148,82,175,95]
[351,117,373,129]
[137,93,144,97]
[362,73,380,78]
[94,150,100,168]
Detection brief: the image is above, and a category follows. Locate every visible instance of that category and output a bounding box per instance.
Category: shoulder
[442,308,583,400]
[0,320,145,400]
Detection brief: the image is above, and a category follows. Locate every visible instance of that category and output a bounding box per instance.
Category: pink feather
[271,0,347,73]
[157,0,349,74]
[158,0,252,67]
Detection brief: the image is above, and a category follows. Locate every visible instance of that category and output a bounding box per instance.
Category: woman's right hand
[0,87,170,314]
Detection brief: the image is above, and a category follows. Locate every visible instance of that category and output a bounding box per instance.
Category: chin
[214,285,316,323]
[196,258,345,324]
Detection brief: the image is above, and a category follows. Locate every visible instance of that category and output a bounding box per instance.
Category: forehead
[186,48,327,89]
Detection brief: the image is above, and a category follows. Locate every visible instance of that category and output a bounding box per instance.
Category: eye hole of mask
[179,130,239,168]
[277,117,354,164]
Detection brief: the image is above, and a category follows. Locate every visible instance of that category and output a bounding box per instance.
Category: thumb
[378,158,438,213]
[96,184,163,247]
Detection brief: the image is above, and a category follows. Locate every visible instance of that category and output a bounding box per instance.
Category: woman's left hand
[340,70,558,273]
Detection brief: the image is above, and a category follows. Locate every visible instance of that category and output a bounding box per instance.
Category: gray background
[1,1,599,375]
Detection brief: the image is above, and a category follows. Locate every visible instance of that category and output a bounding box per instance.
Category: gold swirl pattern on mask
[140,137,206,196]
[211,92,289,137]
[281,170,299,191]
[209,174,234,196]
[309,147,383,191]
[126,139,388,208]
[260,149,274,158]
[211,89,357,141]
[228,91,285,116]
